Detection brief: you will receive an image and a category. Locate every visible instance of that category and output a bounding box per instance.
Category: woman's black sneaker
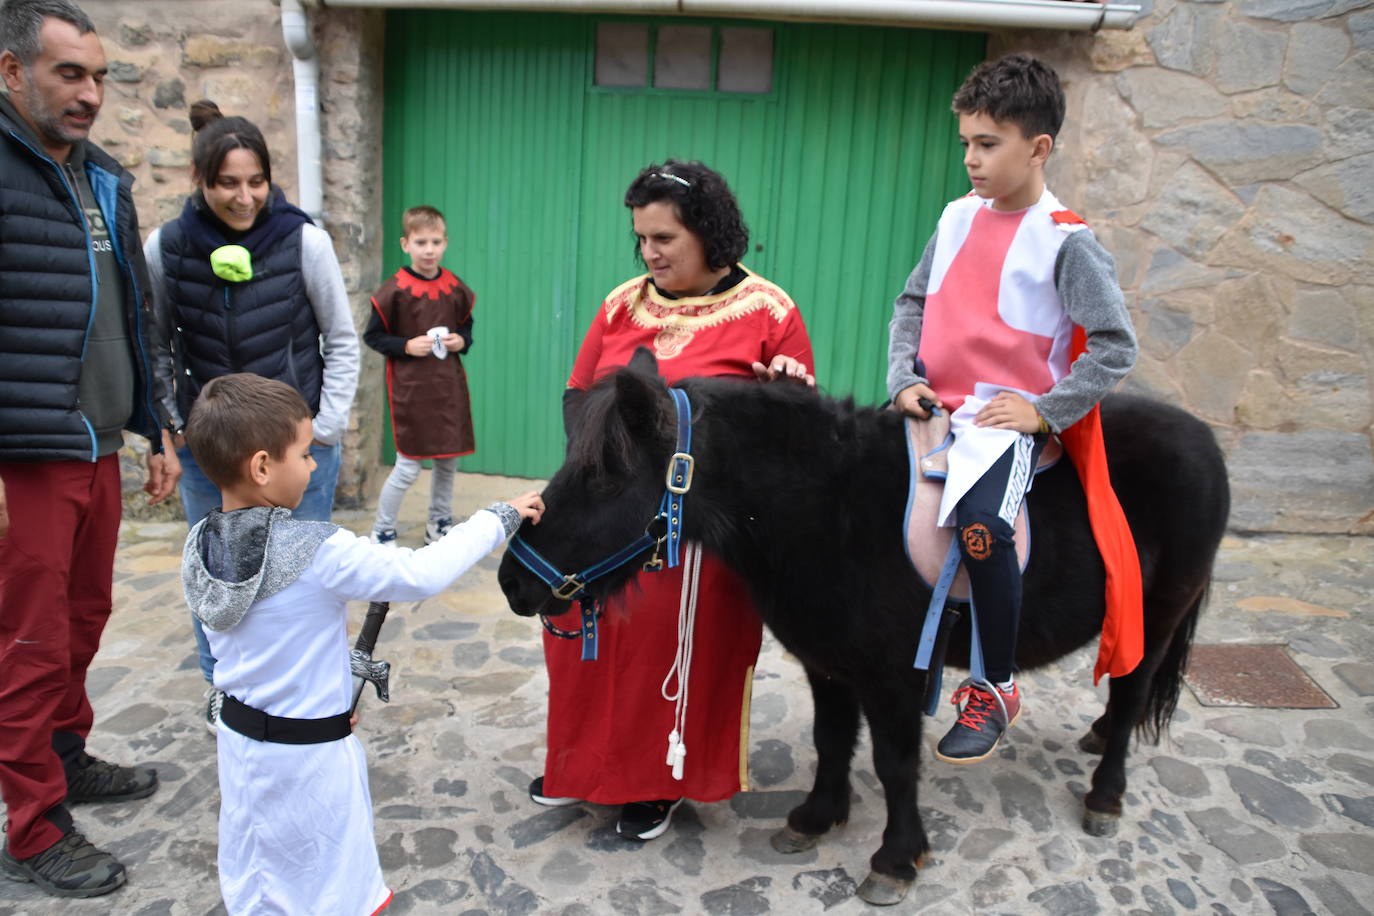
[616,798,683,841]
[528,776,580,807]
[0,832,127,898]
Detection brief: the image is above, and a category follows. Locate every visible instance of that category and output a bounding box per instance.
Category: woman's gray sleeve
[886,234,938,401]
[301,224,360,445]
[1037,229,1138,432]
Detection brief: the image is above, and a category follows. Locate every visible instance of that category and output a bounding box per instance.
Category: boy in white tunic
[179,373,543,915]
[887,54,1138,764]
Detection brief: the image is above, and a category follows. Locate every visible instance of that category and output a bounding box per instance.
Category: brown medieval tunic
[369,267,476,459]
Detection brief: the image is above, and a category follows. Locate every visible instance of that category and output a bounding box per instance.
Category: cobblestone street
[2,473,1372,915]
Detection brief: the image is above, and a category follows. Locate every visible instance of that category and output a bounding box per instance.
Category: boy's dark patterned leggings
[955,433,1046,684]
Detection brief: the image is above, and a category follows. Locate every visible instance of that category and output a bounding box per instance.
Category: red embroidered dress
[369,268,476,459]
[543,269,813,803]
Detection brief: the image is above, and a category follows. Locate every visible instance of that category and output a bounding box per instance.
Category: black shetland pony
[498,350,1230,906]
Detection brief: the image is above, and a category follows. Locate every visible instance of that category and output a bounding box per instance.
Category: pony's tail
[1137,581,1209,744]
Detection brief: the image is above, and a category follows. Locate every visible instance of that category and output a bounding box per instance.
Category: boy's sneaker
[1,832,127,898]
[934,679,1021,764]
[371,528,398,548]
[204,687,225,734]
[616,798,683,841]
[528,777,580,808]
[66,752,158,805]
[424,517,453,545]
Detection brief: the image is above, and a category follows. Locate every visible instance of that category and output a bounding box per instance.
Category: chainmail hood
[182,506,338,631]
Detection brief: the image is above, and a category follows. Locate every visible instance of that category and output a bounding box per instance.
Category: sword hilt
[350,650,391,713]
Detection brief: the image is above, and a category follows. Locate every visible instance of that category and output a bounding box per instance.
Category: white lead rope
[661,540,703,781]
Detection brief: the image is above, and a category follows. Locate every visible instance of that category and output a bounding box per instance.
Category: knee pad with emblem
[956,511,1015,565]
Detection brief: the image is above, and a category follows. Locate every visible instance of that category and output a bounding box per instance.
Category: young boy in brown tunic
[363,205,476,546]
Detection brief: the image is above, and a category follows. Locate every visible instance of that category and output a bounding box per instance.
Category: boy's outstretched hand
[506,491,545,524]
[974,390,1042,433]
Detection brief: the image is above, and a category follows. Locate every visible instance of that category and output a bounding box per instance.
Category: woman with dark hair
[530,160,814,841]
[145,100,359,731]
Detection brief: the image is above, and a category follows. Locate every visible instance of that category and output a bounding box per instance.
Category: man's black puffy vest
[0,109,162,462]
[159,217,324,421]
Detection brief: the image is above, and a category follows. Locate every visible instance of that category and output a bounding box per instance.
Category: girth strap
[913,537,989,716]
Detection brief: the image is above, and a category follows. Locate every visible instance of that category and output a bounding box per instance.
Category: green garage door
[382,11,984,476]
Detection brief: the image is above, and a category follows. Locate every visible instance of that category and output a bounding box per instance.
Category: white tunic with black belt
[184,506,509,916]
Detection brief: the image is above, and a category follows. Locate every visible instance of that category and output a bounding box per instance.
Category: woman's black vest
[159,220,324,421]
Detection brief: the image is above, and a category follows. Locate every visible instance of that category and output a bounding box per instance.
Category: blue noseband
[507,387,694,660]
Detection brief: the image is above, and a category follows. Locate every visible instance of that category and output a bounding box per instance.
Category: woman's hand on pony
[751,356,815,388]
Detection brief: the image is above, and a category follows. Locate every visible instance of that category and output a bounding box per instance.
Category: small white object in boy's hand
[427,325,449,359]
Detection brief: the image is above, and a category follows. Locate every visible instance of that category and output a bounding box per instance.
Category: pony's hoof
[1078,729,1108,755]
[857,871,913,906]
[1082,808,1120,837]
[770,825,822,854]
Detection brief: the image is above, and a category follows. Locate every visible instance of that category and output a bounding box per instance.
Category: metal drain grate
[1184,644,1337,709]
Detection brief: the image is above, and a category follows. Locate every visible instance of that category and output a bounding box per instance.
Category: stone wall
[997,0,1374,533]
[90,0,1372,533]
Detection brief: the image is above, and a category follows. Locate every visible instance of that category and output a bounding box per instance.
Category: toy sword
[350,600,392,715]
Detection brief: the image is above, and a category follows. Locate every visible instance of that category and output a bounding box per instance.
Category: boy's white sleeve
[312,509,507,601]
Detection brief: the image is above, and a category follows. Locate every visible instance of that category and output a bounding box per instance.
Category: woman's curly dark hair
[623,160,749,271]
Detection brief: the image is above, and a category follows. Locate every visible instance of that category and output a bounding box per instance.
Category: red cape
[1057,327,1144,683]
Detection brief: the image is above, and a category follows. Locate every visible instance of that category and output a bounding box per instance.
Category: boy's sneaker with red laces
[934,679,1021,764]
[0,831,126,898]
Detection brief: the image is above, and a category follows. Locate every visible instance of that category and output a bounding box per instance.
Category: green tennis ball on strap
[210,244,253,282]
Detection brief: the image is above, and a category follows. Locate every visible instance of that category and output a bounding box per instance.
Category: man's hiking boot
[0,832,126,898]
[65,752,158,804]
[934,679,1021,764]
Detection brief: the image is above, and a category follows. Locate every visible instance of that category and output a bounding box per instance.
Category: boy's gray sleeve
[1037,229,1138,432]
[301,224,360,446]
[886,234,938,401]
[143,226,182,429]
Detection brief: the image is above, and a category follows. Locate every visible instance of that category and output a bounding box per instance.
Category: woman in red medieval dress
[530,160,815,840]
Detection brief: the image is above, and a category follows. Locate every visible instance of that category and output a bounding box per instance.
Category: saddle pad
[902,412,1060,599]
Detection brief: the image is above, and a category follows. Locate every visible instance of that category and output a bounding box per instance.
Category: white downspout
[282,0,325,226]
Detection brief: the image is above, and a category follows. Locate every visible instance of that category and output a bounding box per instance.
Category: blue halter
[507,387,695,660]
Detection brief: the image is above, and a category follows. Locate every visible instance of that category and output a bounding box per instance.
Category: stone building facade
[80,0,1372,533]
